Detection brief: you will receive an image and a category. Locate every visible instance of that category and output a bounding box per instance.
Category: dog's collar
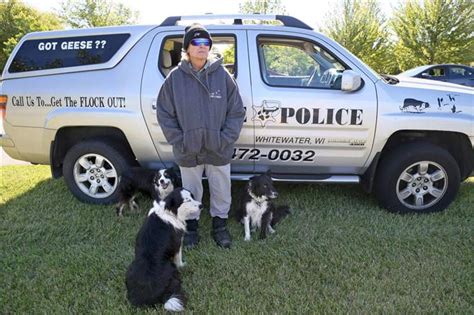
[248,189,267,206]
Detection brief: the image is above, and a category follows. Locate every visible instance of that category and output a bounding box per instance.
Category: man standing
[156,24,245,249]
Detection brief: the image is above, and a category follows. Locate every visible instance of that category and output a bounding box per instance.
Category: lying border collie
[116,167,181,216]
[236,171,291,240]
[126,188,202,311]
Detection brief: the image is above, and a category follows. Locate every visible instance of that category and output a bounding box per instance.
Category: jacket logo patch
[210,89,222,99]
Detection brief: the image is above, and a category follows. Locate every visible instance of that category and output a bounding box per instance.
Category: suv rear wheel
[63,140,131,204]
[375,142,460,214]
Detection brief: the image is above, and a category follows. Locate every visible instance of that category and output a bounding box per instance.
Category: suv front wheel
[375,142,460,214]
[63,140,131,204]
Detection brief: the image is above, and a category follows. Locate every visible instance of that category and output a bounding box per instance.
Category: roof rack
[159,14,313,30]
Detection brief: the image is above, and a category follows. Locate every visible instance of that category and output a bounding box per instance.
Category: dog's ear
[168,167,182,187]
[247,180,252,190]
[170,165,180,175]
[153,171,161,182]
[173,171,182,187]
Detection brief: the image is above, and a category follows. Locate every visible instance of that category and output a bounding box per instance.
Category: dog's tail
[164,295,185,312]
[271,205,291,227]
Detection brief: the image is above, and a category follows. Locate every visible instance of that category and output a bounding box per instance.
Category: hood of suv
[378,74,473,120]
[394,76,474,93]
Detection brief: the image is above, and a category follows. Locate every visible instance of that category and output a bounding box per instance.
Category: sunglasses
[190,38,211,47]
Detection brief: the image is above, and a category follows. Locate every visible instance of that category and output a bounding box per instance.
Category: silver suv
[1,15,473,214]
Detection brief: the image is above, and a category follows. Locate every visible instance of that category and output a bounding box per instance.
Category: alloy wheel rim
[396,161,448,210]
[73,154,118,199]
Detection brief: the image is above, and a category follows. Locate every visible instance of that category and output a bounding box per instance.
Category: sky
[23,0,400,30]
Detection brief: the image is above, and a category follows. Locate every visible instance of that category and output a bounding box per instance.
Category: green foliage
[263,45,314,76]
[1,165,473,313]
[239,0,287,15]
[239,0,287,25]
[320,0,397,74]
[0,0,62,73]
[240,0,311,77]
[1,0,472,77]
[222,46,235,65]
[391,0,474,72]
[58,0,138,28]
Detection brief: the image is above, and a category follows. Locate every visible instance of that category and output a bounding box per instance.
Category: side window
[449,66,472,78]
[9,34,130,73]
[160,38,182,77]
[422,66,445,77]
[257,36,346,89]
[159,35,236,77]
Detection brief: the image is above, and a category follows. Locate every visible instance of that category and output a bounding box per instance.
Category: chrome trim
[230,174,360,184]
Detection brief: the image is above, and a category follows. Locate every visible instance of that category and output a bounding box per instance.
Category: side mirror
[341,70,362,92]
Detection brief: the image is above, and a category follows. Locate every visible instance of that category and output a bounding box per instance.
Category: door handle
[152,100,157,111]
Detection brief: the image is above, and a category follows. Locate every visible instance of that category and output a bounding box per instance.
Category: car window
[422,66,445,77]
[257,36,346,89]
[449,66,473,78]
[8,34,130,73]
[159,35,236,77]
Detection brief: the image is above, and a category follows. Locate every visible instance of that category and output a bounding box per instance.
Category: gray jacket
[156,58,245,167]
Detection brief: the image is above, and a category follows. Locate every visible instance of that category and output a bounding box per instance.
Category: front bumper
[0,133,15,148]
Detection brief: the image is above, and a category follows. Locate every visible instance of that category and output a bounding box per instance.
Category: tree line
[0,0,137,72]
[1,0,473,74]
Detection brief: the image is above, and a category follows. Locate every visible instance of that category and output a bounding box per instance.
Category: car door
[246,30,377,175]
[141,29,254,173]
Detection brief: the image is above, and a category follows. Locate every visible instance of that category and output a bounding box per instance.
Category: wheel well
[362,130,474,192]
[50,127,137,178]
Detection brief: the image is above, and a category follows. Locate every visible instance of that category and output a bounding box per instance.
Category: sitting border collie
[116,167,181,216]
[236,171,291,240]
[126,188,202,311]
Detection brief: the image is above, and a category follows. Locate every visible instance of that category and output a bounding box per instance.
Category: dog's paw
[130,202,139,212]
[244,236,251,241]
[116,204,125,217]
[176,261,186,268]
[164,297,185,312]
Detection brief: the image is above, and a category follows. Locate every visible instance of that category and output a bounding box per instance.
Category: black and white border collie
[236,171,291,240]
[126,188,202,311]
[116,167,181,216]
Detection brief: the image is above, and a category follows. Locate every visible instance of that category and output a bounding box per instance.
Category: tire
[374,142,460,214]
[63,140,131,204]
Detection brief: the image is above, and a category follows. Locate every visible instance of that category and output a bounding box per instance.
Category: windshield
[399,65,430,76]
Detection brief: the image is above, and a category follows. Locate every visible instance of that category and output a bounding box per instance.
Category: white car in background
[398,64,474,87]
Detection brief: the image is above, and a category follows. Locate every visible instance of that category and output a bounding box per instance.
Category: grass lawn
[1,165,473,313]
